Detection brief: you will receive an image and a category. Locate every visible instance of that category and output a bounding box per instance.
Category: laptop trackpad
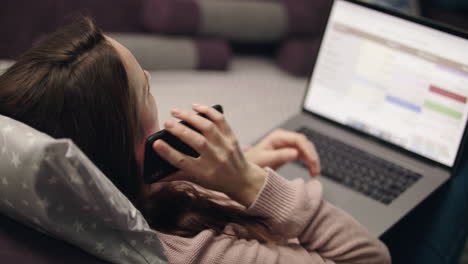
[276,163,353,207]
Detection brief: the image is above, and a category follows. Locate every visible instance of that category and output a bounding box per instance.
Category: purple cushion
[195,39,232,70]
[0,213,108,264]
[284,0,333,37]
[0,0,144,59]
[277,38,321,76]
[143,0,200,35]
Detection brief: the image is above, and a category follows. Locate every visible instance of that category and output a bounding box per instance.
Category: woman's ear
[144,70,152,81]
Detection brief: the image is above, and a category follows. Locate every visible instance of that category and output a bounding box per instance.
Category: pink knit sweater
[156,167,391,264]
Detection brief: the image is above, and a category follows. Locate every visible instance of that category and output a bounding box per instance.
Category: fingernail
[153,139,162,149]
[312,168,320,176]
[192,103,200,107]
[171,108,180,115]
[165,120,175,128]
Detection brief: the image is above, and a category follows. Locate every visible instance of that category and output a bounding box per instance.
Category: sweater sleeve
[156,167,391,264]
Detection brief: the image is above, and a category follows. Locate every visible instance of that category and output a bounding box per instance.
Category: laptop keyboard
[294,127,422,205]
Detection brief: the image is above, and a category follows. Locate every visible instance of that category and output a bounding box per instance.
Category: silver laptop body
[264,0,468,237]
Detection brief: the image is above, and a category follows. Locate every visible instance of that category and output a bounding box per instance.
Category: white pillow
[0,114,167,264]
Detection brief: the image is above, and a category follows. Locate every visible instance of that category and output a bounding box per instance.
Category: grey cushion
[108,33,231,70]
[142,0,330,42]
[0,114,167,264]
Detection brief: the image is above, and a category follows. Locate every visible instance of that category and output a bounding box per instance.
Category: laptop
[266,0,468,237]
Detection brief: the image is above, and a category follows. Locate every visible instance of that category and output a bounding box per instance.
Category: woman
[0,17,390,263]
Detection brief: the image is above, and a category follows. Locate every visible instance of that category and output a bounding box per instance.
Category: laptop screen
[304,0,468,167]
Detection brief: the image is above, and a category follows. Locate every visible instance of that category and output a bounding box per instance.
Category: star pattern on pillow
[0,116,168,263]
[21,182,29,189]
[120,244,130,256]
[1,125,11,156]
[73,220,85,233]
[2,198,13,208]
[95,242,105,253]
[36,198,50,210]
[1,177,8,186]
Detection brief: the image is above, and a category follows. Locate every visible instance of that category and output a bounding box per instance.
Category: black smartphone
[143,104,224,184]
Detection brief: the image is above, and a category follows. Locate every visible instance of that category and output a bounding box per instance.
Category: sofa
[1,1,468,263]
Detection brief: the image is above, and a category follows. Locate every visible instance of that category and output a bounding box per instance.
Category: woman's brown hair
[0,17,276,243]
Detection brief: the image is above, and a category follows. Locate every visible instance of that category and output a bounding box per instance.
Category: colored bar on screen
[436,64,468,79]
[424,100,463,119]
[385,95,421,112]
[429,85,467,104]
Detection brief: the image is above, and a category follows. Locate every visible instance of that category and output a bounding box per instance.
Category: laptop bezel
[300,0,468,175]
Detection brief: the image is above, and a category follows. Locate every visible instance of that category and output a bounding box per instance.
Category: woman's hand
[244,129,321,177]
[152,104,267,207]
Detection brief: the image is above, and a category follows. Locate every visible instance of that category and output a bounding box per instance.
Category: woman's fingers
[192,104,235,138]
[306,141,321,176]
[152,138,196,171]
[293,135,320,176]
[270,129,321,176]
[268,148,299,169]
[171,107,224,143]
[163,119,212,155]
